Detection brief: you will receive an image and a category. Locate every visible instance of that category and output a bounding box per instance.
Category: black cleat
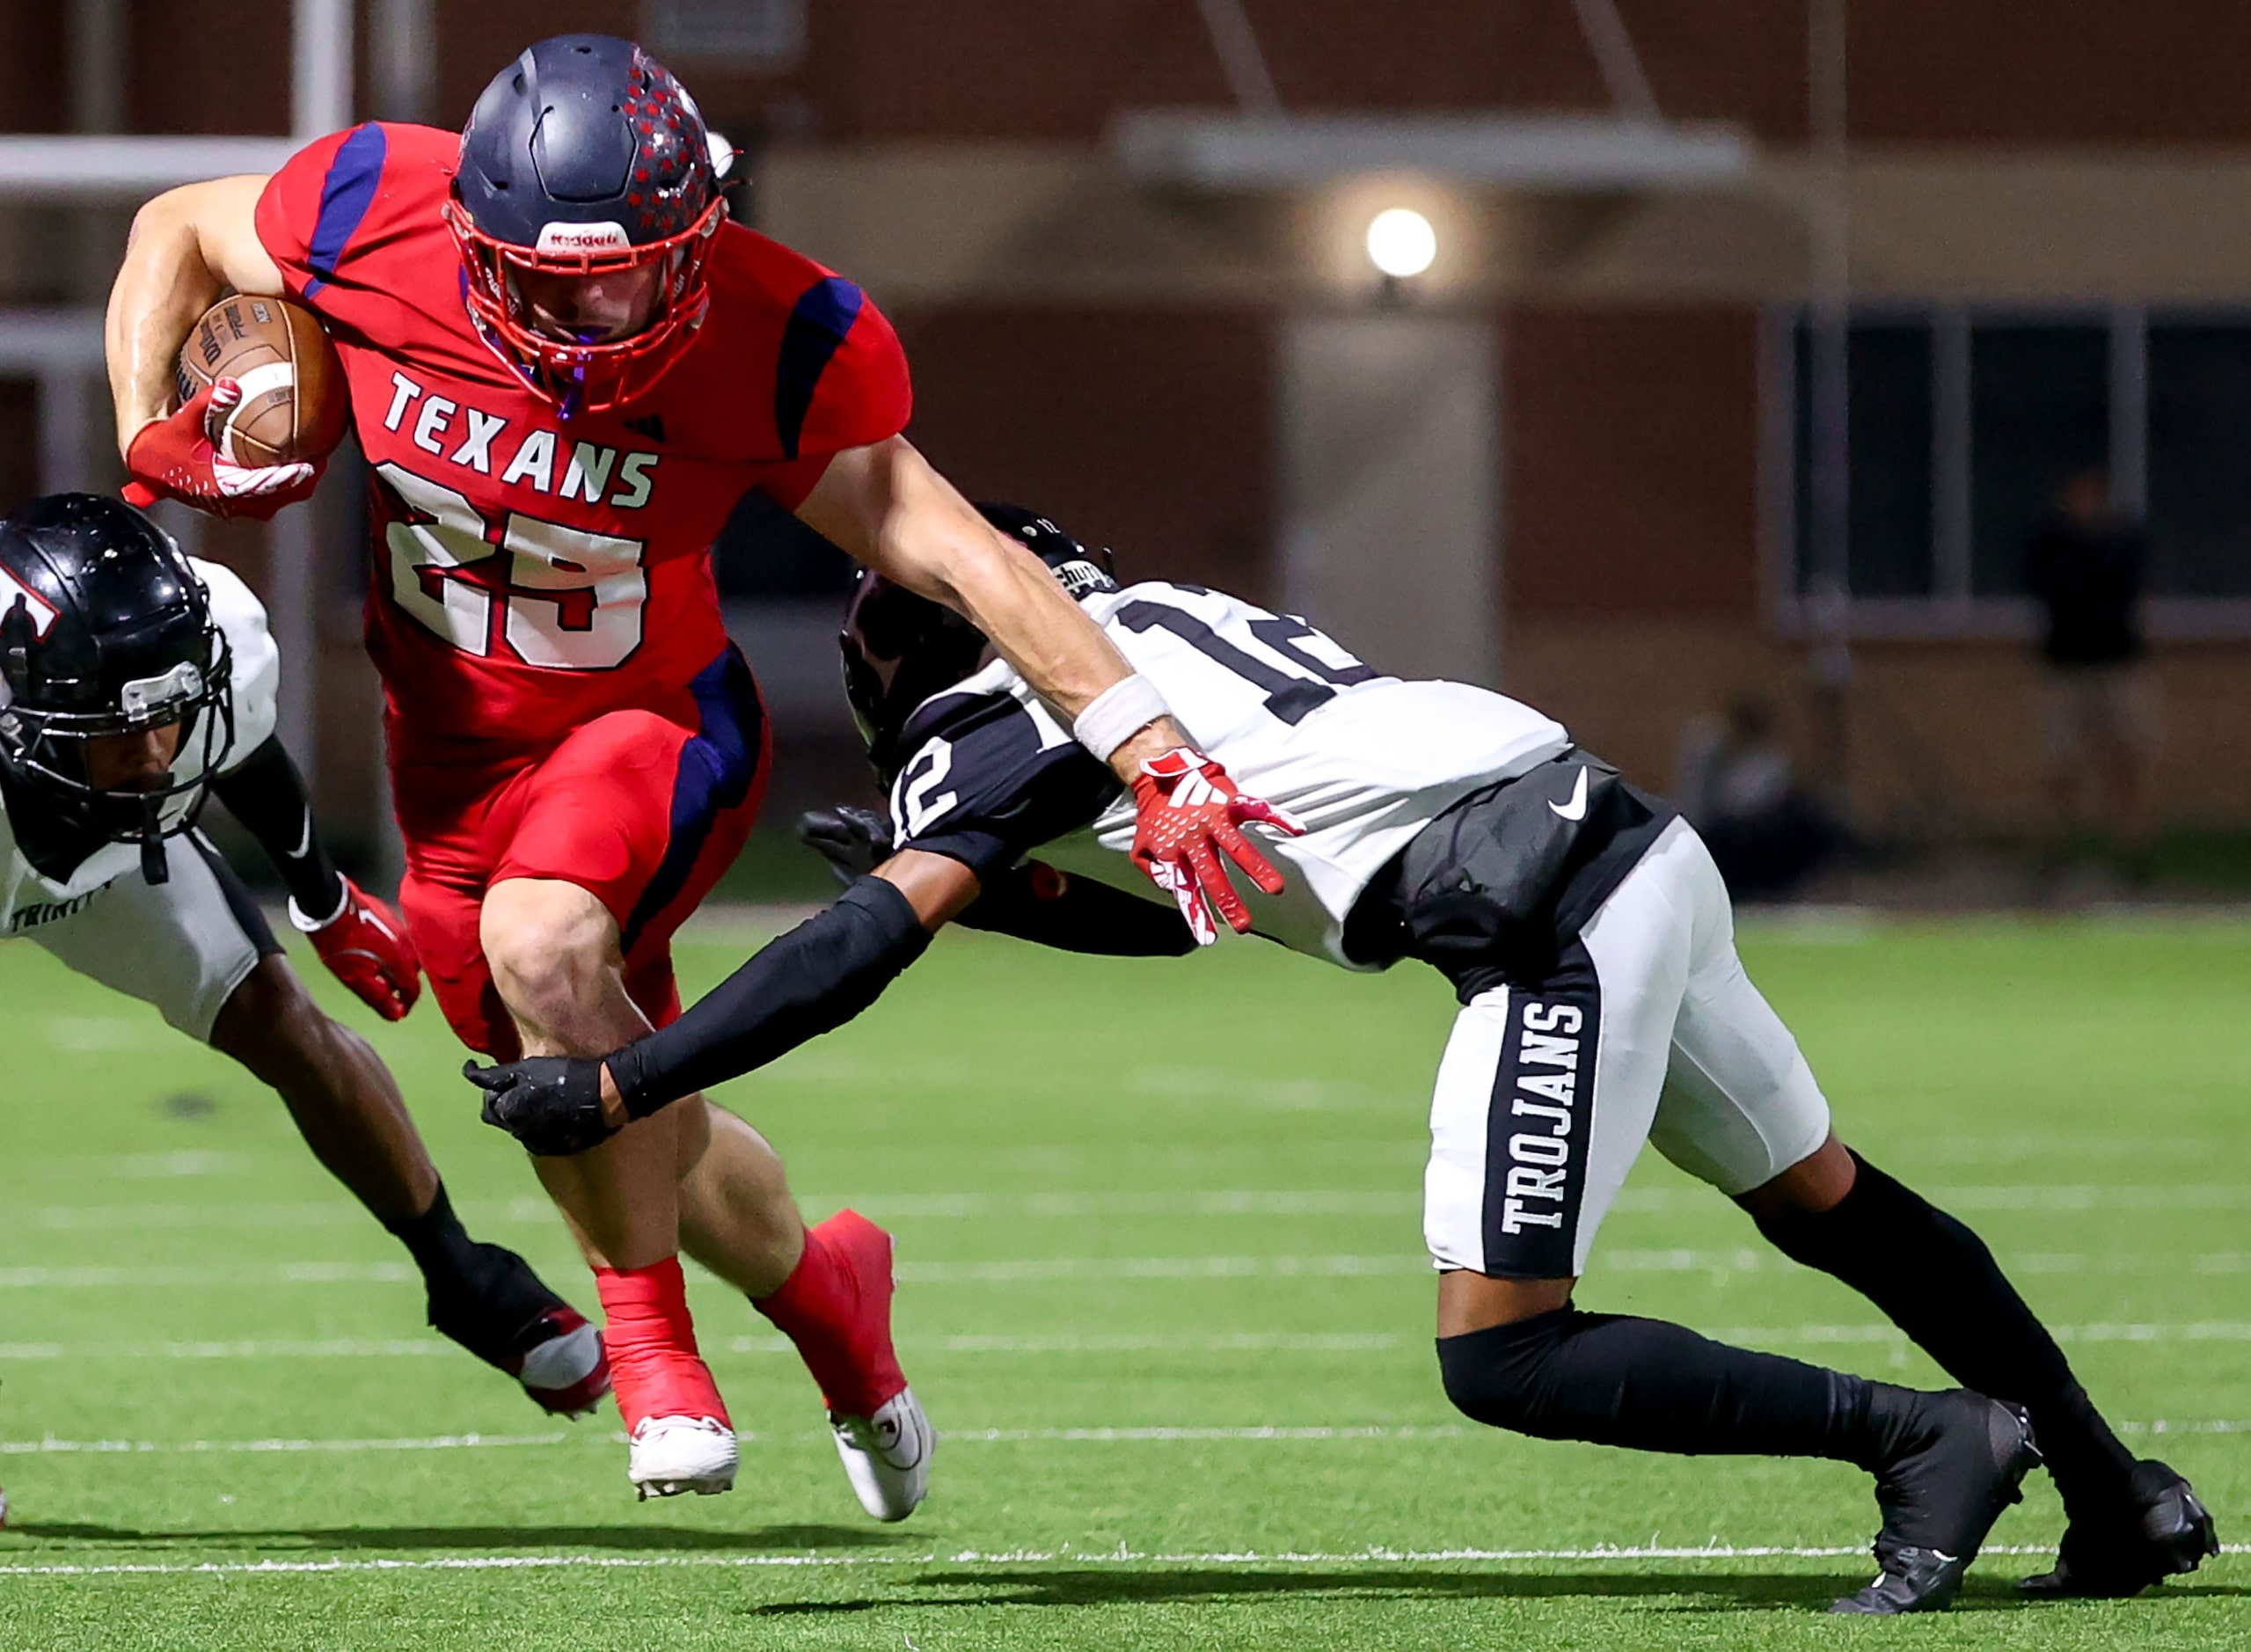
[1833,1393,2041,1616]
[2018,1459,2218,1599]
[425,1239,611,1418]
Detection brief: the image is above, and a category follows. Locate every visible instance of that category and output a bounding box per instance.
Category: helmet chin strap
[138,793,169,886]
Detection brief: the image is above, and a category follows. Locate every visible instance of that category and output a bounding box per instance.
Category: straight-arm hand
[466,850,981,1155]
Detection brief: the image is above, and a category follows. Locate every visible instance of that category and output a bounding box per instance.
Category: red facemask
[446,194,727,419]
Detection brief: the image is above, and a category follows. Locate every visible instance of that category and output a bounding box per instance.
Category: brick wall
[895,304,1275,596]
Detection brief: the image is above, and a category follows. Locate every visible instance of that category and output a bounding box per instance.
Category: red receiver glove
[122,378,320,521]
[292,877,422,1021]
[1129,747,1305,946]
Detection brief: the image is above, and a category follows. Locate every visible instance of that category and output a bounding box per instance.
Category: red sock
[753,1210,906,1417]
[593,1257,729,1433]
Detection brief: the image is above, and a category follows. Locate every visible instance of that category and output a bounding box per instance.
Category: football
[174,294,349,469]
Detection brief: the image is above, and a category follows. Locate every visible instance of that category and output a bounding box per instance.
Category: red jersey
[254,122,910,768]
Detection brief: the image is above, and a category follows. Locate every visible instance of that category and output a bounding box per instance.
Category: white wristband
[1072,673,1168,764]
[289,883,350,932]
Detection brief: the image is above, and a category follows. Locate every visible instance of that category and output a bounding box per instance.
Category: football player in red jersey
[102,34,1299,1511]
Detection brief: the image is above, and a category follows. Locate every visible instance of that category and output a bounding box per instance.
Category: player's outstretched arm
[209,738,424,1022]
[467,852,982,1156]
[796,437,1303,941]
[105,176,313,517]
[799,805,1195,959]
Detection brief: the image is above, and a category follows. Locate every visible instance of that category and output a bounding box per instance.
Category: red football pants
[394,647,770,1058]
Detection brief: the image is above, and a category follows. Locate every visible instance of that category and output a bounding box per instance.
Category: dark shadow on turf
[755,1568,1862,1614]
[6,1520,907,1554]
[752,1568,2246,1615]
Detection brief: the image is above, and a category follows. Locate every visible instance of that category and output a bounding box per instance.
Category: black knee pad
[1436,1307,1576,1432]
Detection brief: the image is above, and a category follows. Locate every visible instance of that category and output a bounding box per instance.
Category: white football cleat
[830,1386,932,1522]
[627,1415,737,1500]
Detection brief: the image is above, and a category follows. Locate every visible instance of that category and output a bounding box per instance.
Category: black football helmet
[0,493,234,885]
[839,503,1118,781]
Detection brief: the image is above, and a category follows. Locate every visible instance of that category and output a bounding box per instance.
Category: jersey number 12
[1116,597,1378,725]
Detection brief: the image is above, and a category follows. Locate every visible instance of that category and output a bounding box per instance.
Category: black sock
[382,1181,483,1293]
[1751,1151,2138,1516]
[382,1182,561,1364]
[1437,1305,1924,1469]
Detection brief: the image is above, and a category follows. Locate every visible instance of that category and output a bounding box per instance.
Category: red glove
[291,877,422,1021]
[1129,747,1305,946]
[122,378,320,521]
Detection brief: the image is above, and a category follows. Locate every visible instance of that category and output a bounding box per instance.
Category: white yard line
[16,1183,2251,1230]
[6,1250,2251,1289]
[12,1322,2251,1363]
[0,1432,576,1457]
[0,1541,2245,1580]
[8,1416,2251,1457]
[0,1331,1406,1363]
[0,1263,415,1289]
[14,1191,1422,1229]
[1710,1322,2251,1346]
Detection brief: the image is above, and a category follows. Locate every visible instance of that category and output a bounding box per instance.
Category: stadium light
[1364,207,1436,280]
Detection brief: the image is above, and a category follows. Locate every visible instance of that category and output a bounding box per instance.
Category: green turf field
[1,911,2247,1648]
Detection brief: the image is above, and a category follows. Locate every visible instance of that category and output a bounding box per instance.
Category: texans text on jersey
[380,371,659,509]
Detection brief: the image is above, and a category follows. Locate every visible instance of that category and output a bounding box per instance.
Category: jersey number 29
[376,463,647,670]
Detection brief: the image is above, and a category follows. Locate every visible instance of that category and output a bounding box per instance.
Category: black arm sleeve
[606,875,932,1115]
[958,864,1196,957]
[208,736,346,917]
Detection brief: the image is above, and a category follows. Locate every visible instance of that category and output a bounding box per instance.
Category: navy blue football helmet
[839,504,1118,780]
[0,494,234,884]
[447,34,728,415]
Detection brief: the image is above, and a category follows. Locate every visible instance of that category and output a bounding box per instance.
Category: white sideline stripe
[895,1256,1426,1283]
[11,1417,2251,1456]
[0,1258,1312,1294]
[946,1425,1468,1443]
[0,1427,1462,1455]
[0,1331,1406,1363]
[3,1541,2247,1580]
[0,1263,413,1289]
[7,1252,2251,1290]
[0,1432,571,1457]
[1713,1322,2251,1347]
[18,1183,2251,1231]
[7,1322,2251,1363]
[1618,1183,2251,1214]
[16,1192,1422,1231]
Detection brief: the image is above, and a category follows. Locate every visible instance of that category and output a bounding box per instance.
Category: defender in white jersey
[0,495,610,1479]
[472,506,2214,1611]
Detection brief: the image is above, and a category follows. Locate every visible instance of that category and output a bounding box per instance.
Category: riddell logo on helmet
[534,222,632,254]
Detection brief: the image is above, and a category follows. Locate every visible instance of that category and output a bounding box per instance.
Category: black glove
[464,1056,618,1157]
[797,805,892,886]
